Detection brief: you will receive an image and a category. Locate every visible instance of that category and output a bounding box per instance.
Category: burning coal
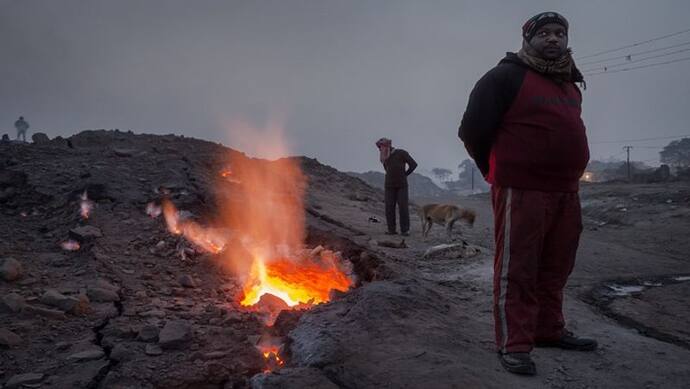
[240,250,352,307]
[261,347,284,372]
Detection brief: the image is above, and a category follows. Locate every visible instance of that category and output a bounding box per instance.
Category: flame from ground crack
[79,191,93,219]
[152,122,353,314]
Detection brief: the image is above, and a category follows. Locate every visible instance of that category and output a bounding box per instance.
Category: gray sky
[2,0,690,176]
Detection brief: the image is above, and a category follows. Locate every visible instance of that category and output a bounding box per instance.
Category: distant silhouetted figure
[1,134,9,143]
[375,137,417,236]
[14,116,29,142]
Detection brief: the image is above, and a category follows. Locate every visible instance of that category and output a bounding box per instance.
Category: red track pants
[491,186,583,353]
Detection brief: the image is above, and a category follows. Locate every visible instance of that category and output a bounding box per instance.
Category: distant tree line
[431,159,489,193]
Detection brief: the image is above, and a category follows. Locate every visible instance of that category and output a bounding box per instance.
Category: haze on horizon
[2,0,690,177]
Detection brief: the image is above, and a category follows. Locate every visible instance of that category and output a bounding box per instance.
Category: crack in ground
[86,295,125,388]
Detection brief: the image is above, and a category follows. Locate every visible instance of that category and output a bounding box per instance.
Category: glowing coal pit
[240,255,353,308]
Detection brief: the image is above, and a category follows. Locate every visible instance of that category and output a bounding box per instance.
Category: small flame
[146,202,162,218]
[161,199,226,253]
[259,346,285,372]
[220,167,242,184]
[80,191,94,219]
[61,240,81,251]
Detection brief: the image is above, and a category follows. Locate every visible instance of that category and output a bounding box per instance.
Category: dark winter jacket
[384,149,417,188]
[458,53,589,192]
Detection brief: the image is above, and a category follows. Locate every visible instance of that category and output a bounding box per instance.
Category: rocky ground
[1,131,689,388]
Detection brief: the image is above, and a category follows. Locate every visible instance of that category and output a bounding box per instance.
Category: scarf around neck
[517,47,585,88]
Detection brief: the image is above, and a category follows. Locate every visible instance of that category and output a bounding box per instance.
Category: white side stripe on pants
[498,187,512,353]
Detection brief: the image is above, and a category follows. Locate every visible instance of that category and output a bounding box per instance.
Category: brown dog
[419,203,476,239]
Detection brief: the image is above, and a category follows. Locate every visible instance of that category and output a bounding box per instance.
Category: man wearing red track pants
[458,11,597,376]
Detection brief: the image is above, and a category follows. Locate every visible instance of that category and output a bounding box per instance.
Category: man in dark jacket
[376,138,417,236]
[458,12,597,376]
[14,116,29,142]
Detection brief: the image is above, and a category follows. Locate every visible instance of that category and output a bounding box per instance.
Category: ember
[220,167,242,184]
[261,347,284,372]
[60,240,81,251]
[79,191,94,219]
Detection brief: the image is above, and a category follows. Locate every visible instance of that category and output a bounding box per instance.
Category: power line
[577,27,690,60]
[578,40,690,66]
[582,47,690,73]
[590,133,690,145]
[584,56,690,76]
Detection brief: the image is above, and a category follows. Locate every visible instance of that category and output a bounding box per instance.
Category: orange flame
[80,191,93,219]
[262,347,284,371]
[241,255,352,307]
[218,130,352,311]
[152,119,353,315]
[160,199,226,254]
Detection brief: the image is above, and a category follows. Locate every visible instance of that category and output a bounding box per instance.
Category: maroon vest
[487,71,589,192]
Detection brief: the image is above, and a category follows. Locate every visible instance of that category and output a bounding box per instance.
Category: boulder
[40,289,90,314]
[67,348,106,362]
[0,328,22,347]
[32,132,50,144]
[69,225,103,241]
[87,287,119,302]
[25,304,67,319]
[145,344,163,356]
[158,320,192,349]
[110,343,135,362]
[137,325,160,342]
[0,292,26,313]
[5,373,45,388]
[178,274,196,288]
[0,257,23,281]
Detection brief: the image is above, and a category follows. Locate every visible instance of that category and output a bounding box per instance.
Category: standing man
[376,138,417,236]
[14,116,29,142]
[458,12,597,376]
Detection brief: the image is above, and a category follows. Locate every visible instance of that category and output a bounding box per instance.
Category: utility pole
[471,166,475,191]
[623,146,633,181]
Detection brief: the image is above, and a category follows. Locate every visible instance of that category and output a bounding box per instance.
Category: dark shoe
[385,231,397,235]
[498,352,536,376]
[535,330,598,351]
[401,231,409,236]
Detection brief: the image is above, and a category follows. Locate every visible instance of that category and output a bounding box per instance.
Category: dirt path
[269,188,690,388]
